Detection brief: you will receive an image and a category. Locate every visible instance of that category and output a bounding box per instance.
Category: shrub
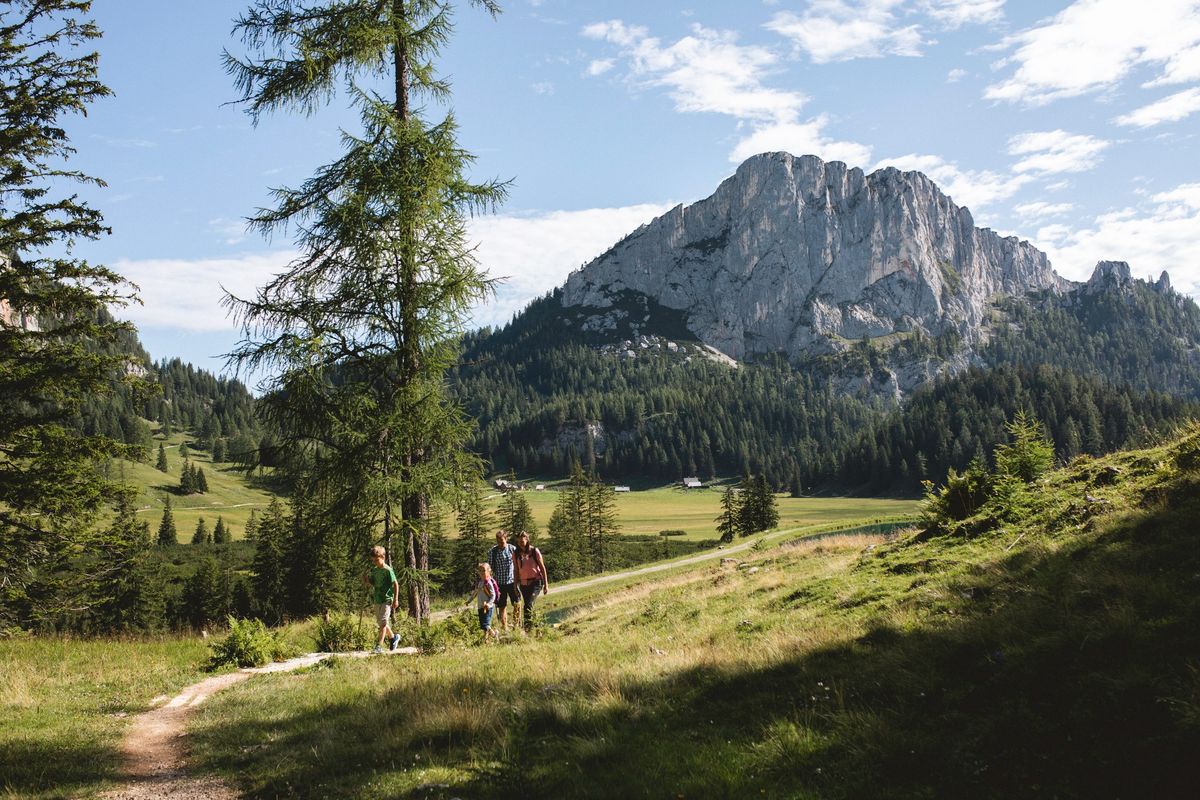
[206,616,291,670]
[313,613,374,653]
[658,529,687,537]
[412,611,477,654]
[919,458,992,534]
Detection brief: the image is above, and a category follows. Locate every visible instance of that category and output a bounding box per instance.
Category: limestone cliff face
[562,152,1068,361]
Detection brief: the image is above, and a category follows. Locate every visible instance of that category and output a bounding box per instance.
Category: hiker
[488,529,521,631]
[465,562,499,641]
[513,531,548,631]
[362,545,401,653]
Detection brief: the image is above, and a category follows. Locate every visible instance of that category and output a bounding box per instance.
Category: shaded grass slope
[188,425,1200,798]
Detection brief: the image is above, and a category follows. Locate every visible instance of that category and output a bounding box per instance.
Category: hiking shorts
[495,582,520,609]
[375,603,393,627]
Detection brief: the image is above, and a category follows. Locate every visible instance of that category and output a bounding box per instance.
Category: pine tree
[156,443,169,472]
[252,499,287,624]
[88,492,161,633]
[584,480,618,571]
[195,466,209,494]
[223,0,505,624]
[755,474,779,531]
[243,509,259,542]
[0,0,144,631]
[547,466,588,579]
[184,557,230,630]
[716,487,740,544]
[499,490,537,541]
[178,442,189,460]
[157,498,177,547]
[453,484,493,592]
[213,516,230,545]
[994,410,1055,484]
[180,461,195,494]
[192,518,210,545]
[212,438,226,463]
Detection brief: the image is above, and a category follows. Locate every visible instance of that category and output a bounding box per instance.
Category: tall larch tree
[223,0,506,624]
[0,0,143,631]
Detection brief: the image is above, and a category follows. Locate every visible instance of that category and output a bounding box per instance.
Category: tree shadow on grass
[0,739,117,799]
[193,483,1200,799]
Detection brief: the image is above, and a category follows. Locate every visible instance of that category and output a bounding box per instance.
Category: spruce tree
[184,557,230,630]
[251,499,286,624]
[212,438,226,463]
[156,443,169,472]
[157,498,177,547]
[716,487,739,544]
[453,483,493,592]
[195,466,209,494]
[192,518,210,545]
[584,479,618,571]
[755,474,779,531]
[178,442,189,460]
[243,509,259,542]
[547,466,588,579]
[180,461,195,494]
[499,490,537,540]
[0,0,144,631]
[213,516,230,545]
[223,0,506,623]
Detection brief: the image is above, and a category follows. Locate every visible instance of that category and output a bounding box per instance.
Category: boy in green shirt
[362,545,401,653]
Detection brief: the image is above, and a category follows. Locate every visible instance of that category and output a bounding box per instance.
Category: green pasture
[484,484,919,541]
[115,431,277,542]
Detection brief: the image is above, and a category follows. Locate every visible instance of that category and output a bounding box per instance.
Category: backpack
[486,577,499,602]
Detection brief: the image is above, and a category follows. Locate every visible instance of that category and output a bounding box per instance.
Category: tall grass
[186,426,1200,798]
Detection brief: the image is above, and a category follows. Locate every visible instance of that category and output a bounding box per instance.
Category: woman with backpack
[513,531,548,631]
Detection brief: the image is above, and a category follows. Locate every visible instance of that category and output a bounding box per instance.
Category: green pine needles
[223,0,507,622]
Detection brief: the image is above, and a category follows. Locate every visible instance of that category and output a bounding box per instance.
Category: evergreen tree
[180,461,195,494]
[156,443,169,472]
[88,492,161,633]
[994,410,1056,484]
[157,498,177,547]
[252,499,287,624]
[584,479,618,571]
[0,0,144,631]
[756,474,779,531]
[212,438,226,463]
[243,509,259,542]
[452,484,492,593]
[499,490,537,540]
[184,557,230,630]
[178,442,189,460]
[195,466,209,493]
[547,466,588,579]
[716,487,739,544]
[223,0,505,624]
[213,516,230,545]
[192,518,210,545]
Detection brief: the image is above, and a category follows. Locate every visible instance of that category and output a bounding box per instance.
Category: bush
[313,613,374,653]
[412,611,477,654]
[919,458,992,534]
[206,616,292,670]
[658,529,687,537]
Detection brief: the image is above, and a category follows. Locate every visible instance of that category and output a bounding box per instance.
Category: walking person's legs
[519,581,542,630]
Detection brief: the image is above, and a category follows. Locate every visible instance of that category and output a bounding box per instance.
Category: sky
[53,0,1200,380]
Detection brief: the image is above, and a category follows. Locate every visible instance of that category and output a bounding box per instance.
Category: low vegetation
[174,424,1200,798]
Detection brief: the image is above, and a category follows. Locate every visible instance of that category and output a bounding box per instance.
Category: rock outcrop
[562,152,1068,362]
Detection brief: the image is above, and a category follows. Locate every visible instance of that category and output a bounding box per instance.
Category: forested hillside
[454,278,1200,492]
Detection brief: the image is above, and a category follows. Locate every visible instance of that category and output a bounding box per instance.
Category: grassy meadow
[180,426,1200,798]
[115,430,278,542]
[0,637,209,799]
[479,484,918,542]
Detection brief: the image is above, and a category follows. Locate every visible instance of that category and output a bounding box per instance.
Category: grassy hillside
[184,424,1200,798]
[118,430,279,541]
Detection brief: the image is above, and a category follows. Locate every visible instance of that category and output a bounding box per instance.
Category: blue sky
[59,0,1200,379]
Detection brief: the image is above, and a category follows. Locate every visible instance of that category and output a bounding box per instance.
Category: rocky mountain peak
[562,152,1066,365]
[1086,260,1134,291]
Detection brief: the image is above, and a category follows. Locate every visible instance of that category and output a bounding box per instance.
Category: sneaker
[389,633,401,651]
[372,645,384,654]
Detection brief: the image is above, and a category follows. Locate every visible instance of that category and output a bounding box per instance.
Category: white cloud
[946,67,967,82]
[766,1,925,64]
[922,0,1005,28]
[584,19,876,165]
[1013,201,1074,218]
[873,153,1030,211]
[986,0,1200,106]
[470,203,674,326]
[1115,86,1200,128]
[586,58,614,76]
[730,117,872,166]
[113,251,297,332]
[1008,130,1110,174]
[116,205,678,333]
[208,217,248,246]
[532,81,556,95]
[1030,182,1200,296]
[583,20,806,122]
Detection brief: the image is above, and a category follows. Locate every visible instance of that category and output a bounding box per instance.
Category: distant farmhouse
[681,477,704,489]
[493,478,526,492]
[614,485,631,493]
